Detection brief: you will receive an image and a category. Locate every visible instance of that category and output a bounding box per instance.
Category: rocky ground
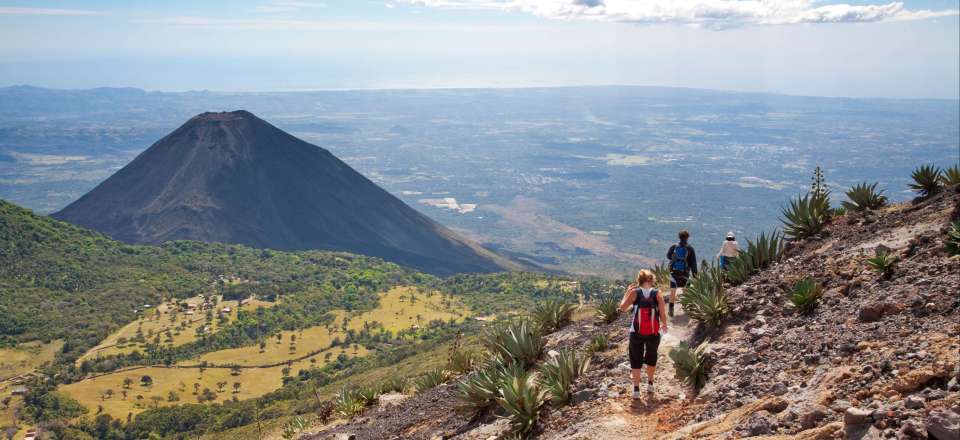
[307,187,960,440]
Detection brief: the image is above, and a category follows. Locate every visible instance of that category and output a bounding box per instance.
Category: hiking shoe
[647,382,655,394]
[632,389,641,400]
[668,303,675,317]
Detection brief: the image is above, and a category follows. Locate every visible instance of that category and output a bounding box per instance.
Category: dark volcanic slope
[52,110,517,276]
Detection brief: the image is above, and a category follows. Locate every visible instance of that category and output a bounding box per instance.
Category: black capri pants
[629,332,661,368]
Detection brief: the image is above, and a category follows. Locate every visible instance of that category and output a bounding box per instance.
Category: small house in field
[185,310,195,316]
[221,307,232,313]
[10,385,28,396]
[24,429,37,440]
[240,298,252,306]
[187,303,199,310]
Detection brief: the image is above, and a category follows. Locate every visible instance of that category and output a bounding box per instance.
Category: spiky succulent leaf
[532,299,576,333]
[594,294,620,324]
[909,164,943,198]
[788,278,824,314]
[495,369,547,436]
[867,250,897,279]
[781,192,831,239]
[841,182,888,212]
[669,341,711,393]
[679,266,729,327]
[538,349,590,406]
[481,319,544,369]
[941,165,960,186]
[947,221,960,257]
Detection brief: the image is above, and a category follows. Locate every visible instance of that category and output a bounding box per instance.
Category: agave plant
[788,278,824,314]
[357,385,382,404]
[947,221,960,257]
[679,266,730,327]
[594,294,620,324]
[651,263,672,290]
[379,375,408,394]
[455,357,524,415]
[532,299,576,333]
[587,333,610,353]
[496,369,547,437]
[910,164,943,198]
[942,164,960,186]
[539,349,590,406]
[333,386,367,419]
[725,232,784,285]
[781,192,831,239]
[414,367,451,393]
[867,250,897,280]
[481,320,544,369]
[842,182,888,212]
[448,349,478,375]
[668,341,711,393]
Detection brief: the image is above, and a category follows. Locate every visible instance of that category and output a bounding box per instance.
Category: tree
[230,366,242,376]
[140,375,153,387]
[121,390,128,400]
[150,395,163,408]
[167,391,180,402]
[259,341,267,353]
[1,396,9,409]
[193,382,201,395]
[232,382,242,394]
[216,381,227,393]
[122,377,133,389]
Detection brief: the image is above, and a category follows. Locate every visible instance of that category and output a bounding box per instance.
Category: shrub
[496,369,547,437]
[867,250,897,279]
[725,231,784,285]
[333,386,366,419]
[788,278,824,314]
[415,367,451,393]
[942,164,960,186]
[455,357,524,415]
[532,299,576,333]
[947,221,960,257]
[679,266,730,327]
[539,349,590,406]
[669,341,710,393]
[587,333,610,353]
[357,385,381,404]
[594,294,620,324]
[842,182,887,212]
[481,320,544,369]
[910,164,943,198]
[781,192,831,239]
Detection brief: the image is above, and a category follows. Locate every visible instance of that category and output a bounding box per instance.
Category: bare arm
[656,290,669,331]
[618,285,637,312]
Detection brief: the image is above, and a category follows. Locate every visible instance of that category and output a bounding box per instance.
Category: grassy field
[337,286,467,334]
[184,287,466,368]
[79,296,274,363]
[61,344,365,419]
[0,340,63,381]
[61,287,468,419]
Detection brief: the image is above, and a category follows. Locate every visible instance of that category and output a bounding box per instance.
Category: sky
[0,0,958,98]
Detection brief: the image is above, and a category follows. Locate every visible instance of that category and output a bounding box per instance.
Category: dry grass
[0,340,63,381]
[79,296,274,363]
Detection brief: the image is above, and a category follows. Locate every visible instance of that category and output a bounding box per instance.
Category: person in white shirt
[717,232,740,269]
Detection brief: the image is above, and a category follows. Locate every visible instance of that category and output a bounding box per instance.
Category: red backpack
[631,288,660,336]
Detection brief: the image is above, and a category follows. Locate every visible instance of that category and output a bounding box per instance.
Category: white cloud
[0,6,104,16]
[399,0,959,29]
[254,1,328,13]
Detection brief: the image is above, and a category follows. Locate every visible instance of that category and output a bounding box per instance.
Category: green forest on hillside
[0,199,613,439]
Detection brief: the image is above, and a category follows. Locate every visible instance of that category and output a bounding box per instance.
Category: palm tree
[233,382,242,394]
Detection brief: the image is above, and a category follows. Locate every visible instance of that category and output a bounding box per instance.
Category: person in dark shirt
[665,230,697,317]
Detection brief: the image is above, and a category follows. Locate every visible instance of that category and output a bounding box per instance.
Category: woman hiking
[619,269,668,399]
[717,232,740,270]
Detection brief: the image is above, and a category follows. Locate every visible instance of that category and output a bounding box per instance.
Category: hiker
[717,232,740,270]
[666,230,697,317]
[619,269,668,398]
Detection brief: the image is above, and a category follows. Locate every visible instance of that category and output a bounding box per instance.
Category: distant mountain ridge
[52,110,520,276]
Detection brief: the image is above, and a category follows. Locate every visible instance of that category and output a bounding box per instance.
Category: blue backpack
[671,244,689,272]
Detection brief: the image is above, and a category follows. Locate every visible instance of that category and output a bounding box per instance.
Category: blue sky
[0,0,958,98]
